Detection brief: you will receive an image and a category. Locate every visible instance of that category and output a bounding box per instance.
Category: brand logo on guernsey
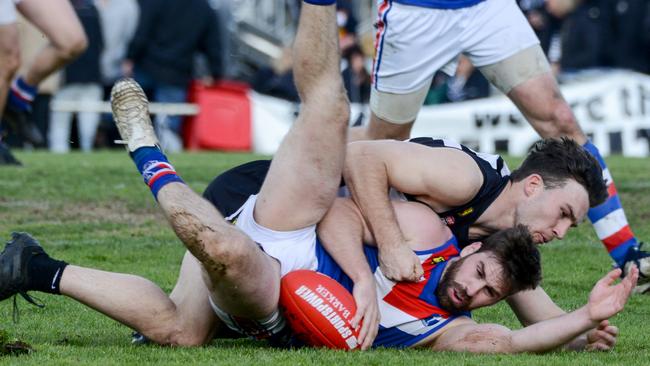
[458,207,474,217]
[430,256,446,265]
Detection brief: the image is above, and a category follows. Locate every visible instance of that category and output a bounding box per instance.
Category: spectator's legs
[508,72,644,270]
[48,85,75,153]
[154,84,187,152]
[76,83,103,152]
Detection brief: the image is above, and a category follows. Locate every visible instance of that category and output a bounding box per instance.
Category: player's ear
[460,242,482,257]
[524,174,544,197]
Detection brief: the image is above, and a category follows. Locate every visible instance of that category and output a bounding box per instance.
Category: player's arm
[430,268,638,353]
[507,284,618,350]
[343,140,482,282]
[317,198,379,350]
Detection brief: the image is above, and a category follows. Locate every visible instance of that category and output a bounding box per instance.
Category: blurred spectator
[251,47,299,102]
[94,0,139,148]
[48,0,104,153]
[124,0,223,152]
[96,0,139,86]
[609,0,650,74]
[559,0,613,73]
[336,0,358,53]
[341,44,370,104]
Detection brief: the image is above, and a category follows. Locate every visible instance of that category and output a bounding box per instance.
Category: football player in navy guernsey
[0,0,638,354]
[348,0,649,297]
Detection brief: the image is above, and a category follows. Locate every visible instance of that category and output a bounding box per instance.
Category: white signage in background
[412,70,650,156]
[250,71,650,157]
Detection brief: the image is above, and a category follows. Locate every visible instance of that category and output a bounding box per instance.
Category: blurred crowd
[4,0,650,152]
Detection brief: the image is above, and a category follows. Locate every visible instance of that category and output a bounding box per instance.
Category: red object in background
[184,80,252,151]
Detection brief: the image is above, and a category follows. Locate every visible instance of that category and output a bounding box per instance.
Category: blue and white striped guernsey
[314,236,470,348]
[390,0,486,10]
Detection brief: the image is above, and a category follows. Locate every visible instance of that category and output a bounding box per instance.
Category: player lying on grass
[0,1,639,352]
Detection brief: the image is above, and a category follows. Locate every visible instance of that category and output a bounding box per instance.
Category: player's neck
[472,180,517,232]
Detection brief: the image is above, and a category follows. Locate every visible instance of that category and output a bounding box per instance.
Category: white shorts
[0,0,20,25]
[231,194,318,277]
[372,0,539,94]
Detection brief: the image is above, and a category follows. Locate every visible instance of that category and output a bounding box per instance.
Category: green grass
[0,151,649,365]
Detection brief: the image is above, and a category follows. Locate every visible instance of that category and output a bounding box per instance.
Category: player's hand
[584,320,619,351]
[378,243,424,282]
[351,275,380,350]
[587,267,638,323]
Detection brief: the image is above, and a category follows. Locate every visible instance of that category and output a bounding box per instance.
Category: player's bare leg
[0,232,217,346]
[254,2,349,231]
[0,23,19,118]
[16,0,86,86]
[111,78,281,320]
[348,111,412,141]
[60,251,217,345]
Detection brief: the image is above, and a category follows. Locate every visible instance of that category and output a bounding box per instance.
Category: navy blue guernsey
[202,138,511,247]
[406,137,511,246]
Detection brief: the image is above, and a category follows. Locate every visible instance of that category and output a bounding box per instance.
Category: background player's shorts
[233,194,318,277]
[372,0,539,94]
[0,0,20,25]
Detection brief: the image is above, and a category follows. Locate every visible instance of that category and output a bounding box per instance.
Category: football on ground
[280,270,360,350]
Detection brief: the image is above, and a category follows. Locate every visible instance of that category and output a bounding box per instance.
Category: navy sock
[303,0,336,5]
[28,254,68,295]
[8,76,37,112]
[130,146,185,199]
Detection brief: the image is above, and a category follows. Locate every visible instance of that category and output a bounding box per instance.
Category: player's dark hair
[478,225,541,294]
[509,138,607,207]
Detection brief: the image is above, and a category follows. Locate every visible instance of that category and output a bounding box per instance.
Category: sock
[28,254,68,295]
[130,146,184,199]
[303,0,336,5]
[583,141,639,267]
[8,76,37,112]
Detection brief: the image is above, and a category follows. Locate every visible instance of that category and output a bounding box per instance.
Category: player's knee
[549,101,580,137]
[147,326,208,347]
[167,330,210,347]
[58,32,88,61]
[199,229,254,275]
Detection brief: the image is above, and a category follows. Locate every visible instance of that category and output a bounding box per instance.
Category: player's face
[436,252,508,313]
[515,179,589,244]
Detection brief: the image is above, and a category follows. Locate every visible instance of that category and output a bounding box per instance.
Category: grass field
[0,150,649,365]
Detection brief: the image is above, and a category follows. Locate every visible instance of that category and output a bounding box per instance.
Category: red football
[280,270,360,350]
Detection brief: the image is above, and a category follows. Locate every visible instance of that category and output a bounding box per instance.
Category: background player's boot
[622,243,650,294]
[110,78,159,152]
[0,233,46,307]
[0,140,22,166]
[2,104,44,146]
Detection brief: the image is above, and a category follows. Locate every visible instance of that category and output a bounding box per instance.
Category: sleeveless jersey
[202,138,510,247]
[390,0,485,10]
[315,236,470,348]
[405,137,511,246]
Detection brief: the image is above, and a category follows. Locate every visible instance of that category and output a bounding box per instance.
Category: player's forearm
[343,142,404,250]
[506,287,566,326]
[317,200,374,283]
[510,306,597,353]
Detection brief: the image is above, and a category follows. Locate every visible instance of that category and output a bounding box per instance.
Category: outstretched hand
[587,266,638,323]
[379,243,424,282]
[351,276,380,350]
[584,320,619,351]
